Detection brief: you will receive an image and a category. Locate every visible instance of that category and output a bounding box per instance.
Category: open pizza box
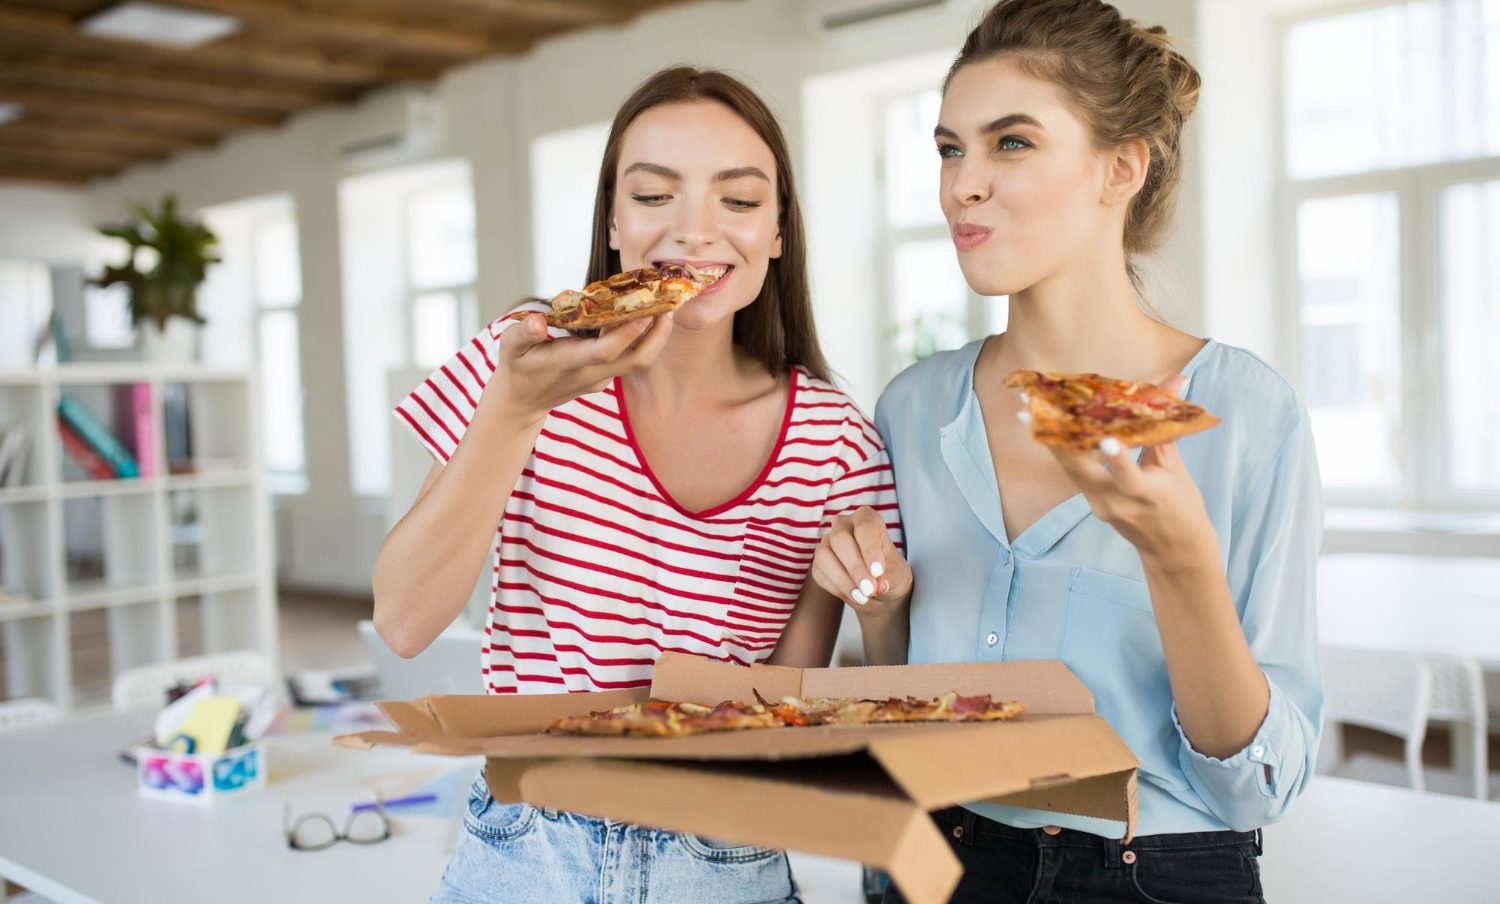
[335,653,1138,904]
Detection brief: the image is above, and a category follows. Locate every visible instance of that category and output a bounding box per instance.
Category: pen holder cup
[135,741,267,804]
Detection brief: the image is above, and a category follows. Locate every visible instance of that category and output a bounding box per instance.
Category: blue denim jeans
[431,773,802,904]
[881,806,1265,904]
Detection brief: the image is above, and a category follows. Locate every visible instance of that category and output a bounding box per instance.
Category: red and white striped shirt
[395,312,901,694]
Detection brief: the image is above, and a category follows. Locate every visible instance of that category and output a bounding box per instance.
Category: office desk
[0,709,478,904]
[4,713,1496,904]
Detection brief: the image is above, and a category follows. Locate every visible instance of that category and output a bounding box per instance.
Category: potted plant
[90,195,220,363]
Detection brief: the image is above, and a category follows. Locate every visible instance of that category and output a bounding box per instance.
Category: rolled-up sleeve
[1171,410,1324,831]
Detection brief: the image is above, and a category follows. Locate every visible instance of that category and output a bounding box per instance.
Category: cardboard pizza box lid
[335,654,1139,904]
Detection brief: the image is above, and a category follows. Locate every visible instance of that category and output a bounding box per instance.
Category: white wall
[27,0,1211,593]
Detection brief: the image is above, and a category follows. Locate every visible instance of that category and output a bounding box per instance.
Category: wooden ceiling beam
[0,8,441,86]
[389,0,631,27]
[162,0,512,59]
[0,84,281,132]
[0,52,349,111]
[0,120,205,155]
[0,163,96,185]
[0,140,160,171]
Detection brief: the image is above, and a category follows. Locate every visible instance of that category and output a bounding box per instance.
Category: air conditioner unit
[328,89,443,170]
[805,0,949,35]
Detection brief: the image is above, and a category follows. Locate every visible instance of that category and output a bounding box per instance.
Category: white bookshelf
[0,364,278,711]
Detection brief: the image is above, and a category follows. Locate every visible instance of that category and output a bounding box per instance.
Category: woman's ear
[1102,138,1150,208]
[608,215,620,251]
[770,229,783,260]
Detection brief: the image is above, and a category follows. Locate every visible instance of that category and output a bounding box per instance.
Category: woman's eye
[936,143,962,159]
[997,136,1030,152]
[724,198,762,210]
[631,194,670,205]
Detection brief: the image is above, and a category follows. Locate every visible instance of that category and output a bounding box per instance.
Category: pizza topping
[547,690,1025,737]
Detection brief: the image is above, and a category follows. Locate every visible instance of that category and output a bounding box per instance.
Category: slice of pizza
[511,263,722,333]
[1003,370,1220,452]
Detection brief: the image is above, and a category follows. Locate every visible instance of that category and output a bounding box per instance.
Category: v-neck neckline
[613,369,799,520]
[941,336,1218,556]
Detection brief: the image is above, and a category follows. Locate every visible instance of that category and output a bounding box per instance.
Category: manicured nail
[1019,391,1030,403]
[1016,411,1032,424]
[851,588,868,605]
[869,561,885,578]
[1098,437,1123,456]
[859,578,875,597]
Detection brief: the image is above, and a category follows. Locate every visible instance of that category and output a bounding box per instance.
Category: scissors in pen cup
[284,793,392,851]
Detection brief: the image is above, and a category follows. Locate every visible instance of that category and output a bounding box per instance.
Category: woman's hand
[1041,375,1216,567]
[812,506,913,620]
[484,312,674,424]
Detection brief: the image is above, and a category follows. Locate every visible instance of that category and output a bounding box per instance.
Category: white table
[1317,554,1500,664]
[3,713,1496,904]
[1261,776,1500,903]
[0,710,479,904]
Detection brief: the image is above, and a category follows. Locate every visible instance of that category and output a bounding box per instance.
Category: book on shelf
[58,421,115,480]
[0,422,30,487]
[57,394,139,479]
[112,383,156,478]
[162,382,194,474]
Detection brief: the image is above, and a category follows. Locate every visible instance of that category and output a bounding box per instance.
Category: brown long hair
[585,66,830,382]
[945,0,1201,295]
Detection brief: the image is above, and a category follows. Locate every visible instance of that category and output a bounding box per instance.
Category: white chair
[1423,652,1489,800]
[110,651,278,713]
[0,698,63,733]
[1318,645,1432,791]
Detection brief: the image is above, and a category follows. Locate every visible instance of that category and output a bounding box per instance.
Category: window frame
[1276,0,1500,510]
[247,206,308,495]
[399,179,478,369]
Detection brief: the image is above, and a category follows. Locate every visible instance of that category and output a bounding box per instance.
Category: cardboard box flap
[652,654,803,704]
[651,653,1096,716]
[991,769,1139,841]
[422,688,649,737]
[803,660,1094,715]
[868,714,1137,822]
[375,699,443,737]
[517,757,961,904]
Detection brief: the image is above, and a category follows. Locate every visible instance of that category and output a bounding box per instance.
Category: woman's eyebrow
[934,113,1044,140]
[621,162,770,183]
[622,162,680,179]
[713,166,771,183]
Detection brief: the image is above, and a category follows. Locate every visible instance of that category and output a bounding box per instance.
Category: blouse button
[1122,850,1137,865]
[985,632,999,647]
[1252,745,1265,759]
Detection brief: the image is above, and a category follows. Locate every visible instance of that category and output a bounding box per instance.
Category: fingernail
[851,588,868,605]
[859,579,875,597]
[869,561,885,578]
[1019,391,1030,403]
[1016,411,1032,424]
[1099,437,1123,456]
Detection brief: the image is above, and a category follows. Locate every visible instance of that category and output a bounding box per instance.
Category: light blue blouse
[875,338,1324,837]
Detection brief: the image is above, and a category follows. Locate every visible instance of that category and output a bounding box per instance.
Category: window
[0,259,52,366]
[405,180,477,368]
[1282,0,1500,506]
[882,89,1005,377]
[339,159,477,497]
[531,122,609,295]
[198,195,306,494]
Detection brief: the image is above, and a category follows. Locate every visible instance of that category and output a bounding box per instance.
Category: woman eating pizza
[373,67,900,903]
[812,2,1323,901]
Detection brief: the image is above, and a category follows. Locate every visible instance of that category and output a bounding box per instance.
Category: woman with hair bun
[815,3,1321,901]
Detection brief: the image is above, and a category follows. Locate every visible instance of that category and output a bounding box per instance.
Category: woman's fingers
[826,523,874,604]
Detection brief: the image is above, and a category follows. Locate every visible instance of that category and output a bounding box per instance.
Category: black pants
[882,807,1265,904]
